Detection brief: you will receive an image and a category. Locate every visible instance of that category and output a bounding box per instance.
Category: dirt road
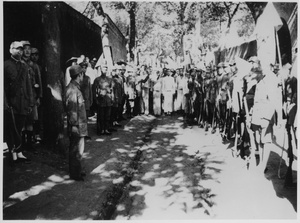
[2,114,297,220]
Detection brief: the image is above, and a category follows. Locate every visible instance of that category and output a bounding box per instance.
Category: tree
[109,1,137,62]
[245,2,268,23]
[206,2,240,29]
[42,2,65,148]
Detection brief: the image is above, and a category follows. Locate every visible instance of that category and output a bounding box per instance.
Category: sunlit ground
[3,174,74,209]
[114,117,297,220]
[3,115,297,220]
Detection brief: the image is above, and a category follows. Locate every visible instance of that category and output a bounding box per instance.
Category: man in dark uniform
[216,62,230,137]
[21,41,41,150]
[93,62,113,135]
[65,64,87,181]
[112,65,123,127]
[117,62,127,121]
[30,47,43,142]
[203,67,217,132]
[4,41,33,163]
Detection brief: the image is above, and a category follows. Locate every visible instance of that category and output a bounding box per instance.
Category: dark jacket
[93,75,113,107]
[80,74,93,110]
[4,56,34,115]
[66,80,88,137]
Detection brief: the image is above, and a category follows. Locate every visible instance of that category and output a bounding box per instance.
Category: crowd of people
[4,41,43,165]
[4,39,297,182]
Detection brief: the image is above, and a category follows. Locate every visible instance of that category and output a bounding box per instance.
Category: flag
[254,2,283,68]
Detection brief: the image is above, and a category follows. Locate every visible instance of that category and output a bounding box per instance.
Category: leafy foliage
[79,1,258,61]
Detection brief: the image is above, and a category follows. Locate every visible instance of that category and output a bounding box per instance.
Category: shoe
[85,136,92,140]
[81,172,87,177]
[104,130,112,135]
[113,122,122,127]
[17,157,31,164]
[70,176,84,181]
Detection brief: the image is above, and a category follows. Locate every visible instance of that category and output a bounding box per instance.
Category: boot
[22,130,28,150]
[26,131,34,150]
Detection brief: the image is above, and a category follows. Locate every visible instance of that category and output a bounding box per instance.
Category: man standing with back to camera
[65,64,88,181]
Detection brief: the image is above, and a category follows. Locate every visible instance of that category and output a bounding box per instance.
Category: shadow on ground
[113,115,224,220]
[2,115,154,220]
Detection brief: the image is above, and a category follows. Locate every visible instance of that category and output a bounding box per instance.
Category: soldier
[111,65,123,127]
[124,67,136,118]
[87,57,98,117]
[203,67,218,132]
[93,62,113,135]
[186,68,201,125]
[117,63,127,121]
[21,40,41,150]
[65,57,78,86]
[281,63,296,185]
[135,65,150,115]
[248,56,283,173]
[30,47,43,143]
[79,60,93,119]
[4,41,33,163]
[65,64,87,181]
[216,62,230,138]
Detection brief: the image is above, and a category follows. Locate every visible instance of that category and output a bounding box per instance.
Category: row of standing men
[76,55,297,179]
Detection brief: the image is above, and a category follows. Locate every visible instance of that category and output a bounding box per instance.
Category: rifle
[243,96,257,170]
[232,92,242,157]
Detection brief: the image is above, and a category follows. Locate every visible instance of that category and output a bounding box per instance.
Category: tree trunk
[42,2,65,148]
[129,8,136,62]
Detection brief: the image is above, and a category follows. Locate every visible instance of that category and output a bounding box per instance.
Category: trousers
[69,133,85,179]
[97,106,111,132]
[4,109,26,153]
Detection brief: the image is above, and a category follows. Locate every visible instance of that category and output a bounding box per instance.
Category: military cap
[116,60,127,66]
[79,61,88,68]
[10,41,23,51]
[69,65,83,78]
[31,48,39,54]
[21,40,31,46]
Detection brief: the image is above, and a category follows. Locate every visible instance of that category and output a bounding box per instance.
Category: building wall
[106,14,127,63]
[3,2,103,71]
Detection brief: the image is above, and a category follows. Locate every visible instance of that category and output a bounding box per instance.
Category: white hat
[21,40,31,46]
[9,41,23,54]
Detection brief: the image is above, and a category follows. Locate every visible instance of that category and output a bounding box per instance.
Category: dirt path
[111,115,297,220]
[3,115,155,220]
[2,114,297,220]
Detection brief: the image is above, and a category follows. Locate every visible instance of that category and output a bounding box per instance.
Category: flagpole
[275,28,282,68]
